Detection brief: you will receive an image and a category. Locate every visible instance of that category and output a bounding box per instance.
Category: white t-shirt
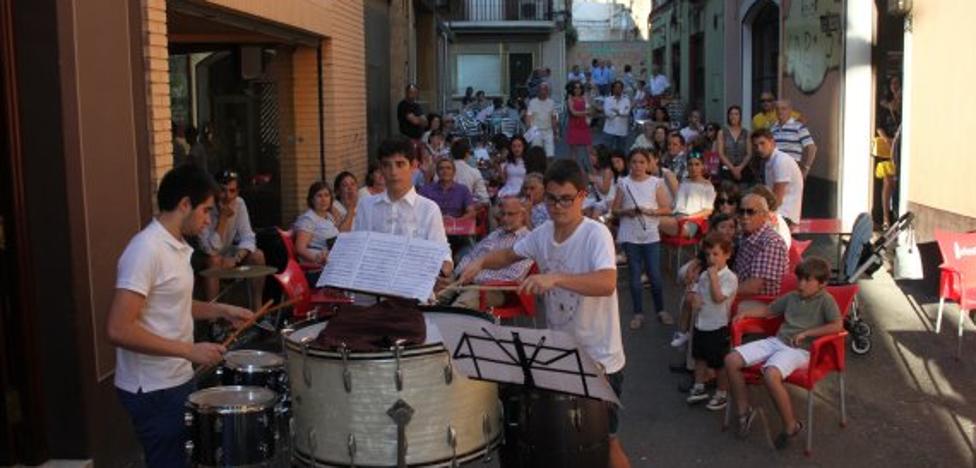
[114,219,195,393]
[513,219,625,374]
[773,213,792,246]
[673,180,716,215]
[499,159,527,198]
[694,266,738,331]
[615,175,663,244]
[764,149,804,223]
[527,97,556,130]
[602,95,631,137]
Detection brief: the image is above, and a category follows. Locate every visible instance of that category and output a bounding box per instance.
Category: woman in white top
[294,181,342,265]
[660,154,716,237]
[498,135,528,197]
[612,148,673,328]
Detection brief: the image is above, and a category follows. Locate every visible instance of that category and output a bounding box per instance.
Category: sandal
[774,421,804,450]
[736,407,757,439]
[657,311,675,325]
[629,314,645,330]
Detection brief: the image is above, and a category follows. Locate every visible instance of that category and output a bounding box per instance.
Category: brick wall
[143,0,171,195]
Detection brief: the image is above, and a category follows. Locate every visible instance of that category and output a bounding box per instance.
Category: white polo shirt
[513,218,625,374]
[765,148,805,223]
[114,219,195,393]
[352,187,451,263]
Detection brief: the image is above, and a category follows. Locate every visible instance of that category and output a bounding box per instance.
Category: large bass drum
[283,307,503,467]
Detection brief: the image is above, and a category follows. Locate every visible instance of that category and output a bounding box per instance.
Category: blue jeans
[622,242,664,315]
[603,132,627,153]
[117,380,195,468]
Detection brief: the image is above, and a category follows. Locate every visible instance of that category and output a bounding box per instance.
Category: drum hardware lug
[301,337,313,387]
[340,343,353,393]
[570,406,583,431]
[444,355,453,385]
[183,411,193,427]
[214,417,222,433]
[308,427,318,466]
[184,440,194,458]
[393,339,406,392]
[347,433,357,468]
[447,425,458,468]
[258,412,268,428]
[259,442,269,455]
[215,446,223,465]
[387,399,414,468]
[481,412,493,463]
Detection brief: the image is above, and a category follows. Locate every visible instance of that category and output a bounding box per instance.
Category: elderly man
[199,170,267,309]
[733,193,789,297]
[526,82,559,157]
[770,100,817,177]
[754,129,804,225]
[442,197,533,309]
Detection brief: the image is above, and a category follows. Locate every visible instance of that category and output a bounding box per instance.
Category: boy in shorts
[685,232,737,410]
[725,256,842,449]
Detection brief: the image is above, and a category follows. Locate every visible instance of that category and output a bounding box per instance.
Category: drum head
[188,385,277,413]
[224,349,285,371]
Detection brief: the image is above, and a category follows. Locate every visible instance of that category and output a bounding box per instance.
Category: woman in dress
[612,148,673,328]
[498,136,528,197]
[565,80,594,173]
[293,181,342,265]
[716,105,754,186]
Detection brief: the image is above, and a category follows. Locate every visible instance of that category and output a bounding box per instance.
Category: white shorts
[532,129,555,157]
[734,336,809,379]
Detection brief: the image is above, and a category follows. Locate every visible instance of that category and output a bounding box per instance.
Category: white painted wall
[839,0,874,230]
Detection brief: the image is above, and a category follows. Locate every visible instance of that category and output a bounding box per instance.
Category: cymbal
[200,264,278,279]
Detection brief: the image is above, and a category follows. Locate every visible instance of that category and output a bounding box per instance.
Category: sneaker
[670,332,689,348]
[706,393,728,411]
[629,314,645,330]
[774,421,804,450]
[657,311,675,325]
[686,386,709,404]
[641,273,650,285]
[737,407,757,439]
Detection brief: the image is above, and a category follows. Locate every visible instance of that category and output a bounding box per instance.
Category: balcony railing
[447,0,553,22]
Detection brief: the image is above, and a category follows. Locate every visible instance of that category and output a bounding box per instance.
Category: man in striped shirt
[770,100,817,178]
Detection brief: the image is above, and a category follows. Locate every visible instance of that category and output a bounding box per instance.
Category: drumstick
[220,298,297,348]
[453,284,522,292]
[625,184,648,231]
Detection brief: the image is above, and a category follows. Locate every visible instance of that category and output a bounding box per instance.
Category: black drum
[499,387,610,468]
[218,350,289,397]
[185,385,280,467]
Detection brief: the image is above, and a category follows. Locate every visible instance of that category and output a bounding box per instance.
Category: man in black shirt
[397,83,427,140]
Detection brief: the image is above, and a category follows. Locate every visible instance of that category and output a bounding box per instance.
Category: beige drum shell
[284,315,502,467]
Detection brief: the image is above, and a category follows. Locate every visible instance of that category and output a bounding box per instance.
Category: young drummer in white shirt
[684,232,738,411]
[458,159,631,468]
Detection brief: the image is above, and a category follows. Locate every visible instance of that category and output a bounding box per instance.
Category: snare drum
[283,307,503,467]
[185,386,280,467]
[499,387,610,468]
[219,350,288,397]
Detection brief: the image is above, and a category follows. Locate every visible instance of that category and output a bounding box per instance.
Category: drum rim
[291,432,501,467]
[282,306,496,359]
[223,349,286,371]
[187,385,278,414]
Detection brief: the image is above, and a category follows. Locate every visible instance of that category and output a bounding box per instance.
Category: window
[456,54,502,95]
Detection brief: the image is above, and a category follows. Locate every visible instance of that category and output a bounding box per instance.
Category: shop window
[457,54,502,96]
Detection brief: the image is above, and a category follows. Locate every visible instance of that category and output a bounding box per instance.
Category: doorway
[741,0,780,120]
[689,32,705,113]
[509,53,533,98]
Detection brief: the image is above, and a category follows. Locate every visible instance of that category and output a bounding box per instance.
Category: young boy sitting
[725,256,842,449]
[685,232,737,411]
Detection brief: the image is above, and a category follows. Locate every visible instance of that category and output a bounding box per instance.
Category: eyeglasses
[760,98,774,103]
[716,197,736,206]
[544,191,581,208]
[737,207,760,217]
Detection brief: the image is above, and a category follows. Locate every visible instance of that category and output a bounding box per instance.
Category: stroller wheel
[851,336,872,355]
[853,320,872,338]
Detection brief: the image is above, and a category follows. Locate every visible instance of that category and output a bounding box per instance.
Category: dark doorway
[751,1,780,112]
[670,42,681,97]
[689,32,705,113]
[365,0,391,163]
[509,53,533,98]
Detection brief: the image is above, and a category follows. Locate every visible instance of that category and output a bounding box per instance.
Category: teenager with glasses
[459,159,630,468]
[611,148,673,328]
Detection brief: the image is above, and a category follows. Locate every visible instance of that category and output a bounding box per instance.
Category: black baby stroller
[833,211,915,354]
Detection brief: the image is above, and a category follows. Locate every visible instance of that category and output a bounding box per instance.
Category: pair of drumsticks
[192,298,299,377]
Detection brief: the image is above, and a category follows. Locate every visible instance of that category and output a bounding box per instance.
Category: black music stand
[431,318,620,405]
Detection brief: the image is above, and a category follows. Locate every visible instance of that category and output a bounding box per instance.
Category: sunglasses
[716,198,737,206]
[737,207,760,217]
[544,191,581,208]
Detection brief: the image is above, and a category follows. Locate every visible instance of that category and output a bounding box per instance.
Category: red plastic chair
[661,217,709,278]
[789,239,813,270]
[272,259,352,319]
[723,284,858,456]
[478,264,538,321]
[277,227,324,274]
[934,230,976,357]
[730,273,799,319]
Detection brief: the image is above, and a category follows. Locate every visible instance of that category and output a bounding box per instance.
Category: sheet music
[316,231,448,301]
